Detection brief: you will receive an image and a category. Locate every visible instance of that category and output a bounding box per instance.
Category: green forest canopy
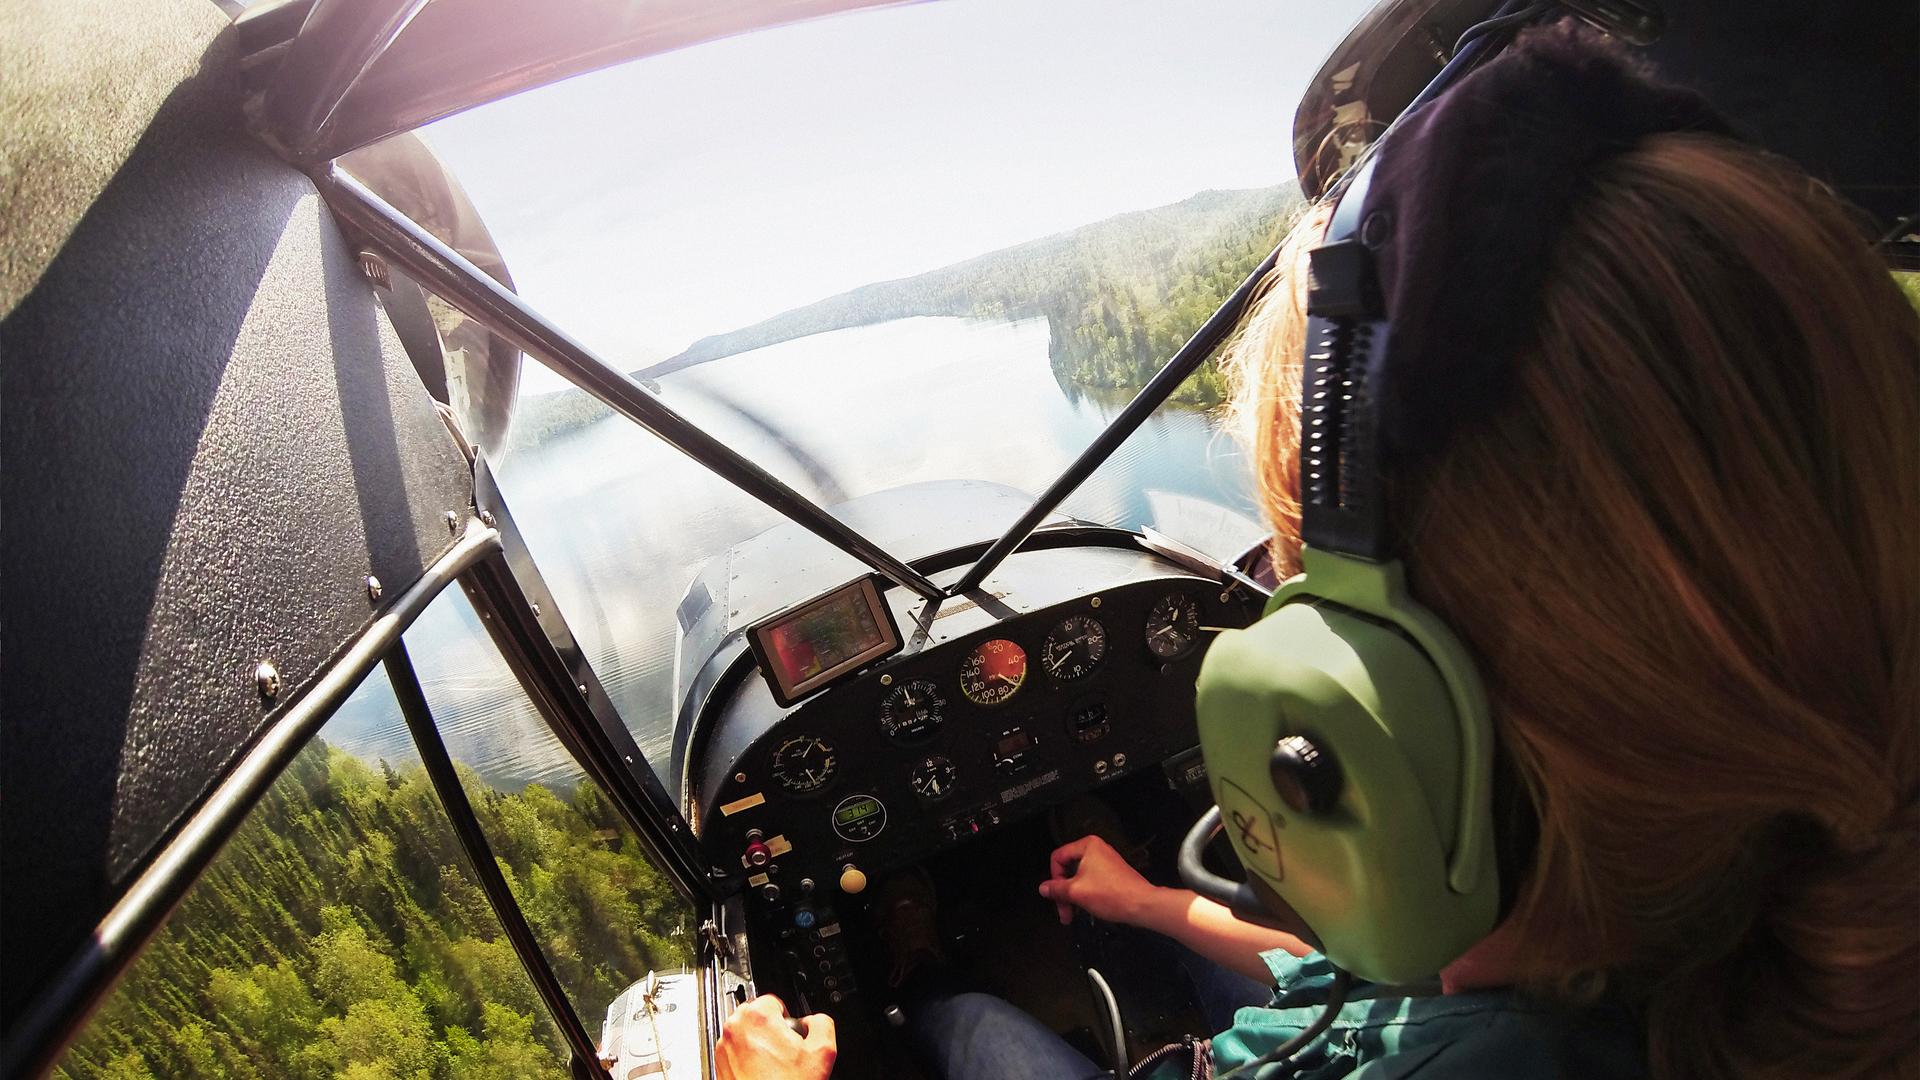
[513,183,1303,445]
[55,740,692,1080]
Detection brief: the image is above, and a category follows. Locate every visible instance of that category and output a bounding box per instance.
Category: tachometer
[959,639,1027,706]
[1144,593,1201,661]
[1042,615,1107,681]
[770,734,838,795]
[879,678,946,741]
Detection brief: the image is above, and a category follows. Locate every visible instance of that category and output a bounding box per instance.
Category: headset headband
[1301,20,1735,560]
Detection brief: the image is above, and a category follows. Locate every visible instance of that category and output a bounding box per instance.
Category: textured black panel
[0,0,473,1023]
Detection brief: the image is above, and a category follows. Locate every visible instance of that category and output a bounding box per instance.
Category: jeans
[906,936,1273,1080]
[907,990,1111,1080]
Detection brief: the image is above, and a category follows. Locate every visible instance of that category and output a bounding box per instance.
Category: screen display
[835,798,882,825]
[765,587,886,688]
[997,731,1031,756]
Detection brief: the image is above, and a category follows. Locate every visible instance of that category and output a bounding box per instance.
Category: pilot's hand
[1039,834,1156,926]
[716,994,836,1080]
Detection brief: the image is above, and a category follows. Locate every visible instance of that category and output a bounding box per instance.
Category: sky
[422,0,1377,393]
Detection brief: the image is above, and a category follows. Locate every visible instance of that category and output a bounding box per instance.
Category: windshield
[412,0,1370,796]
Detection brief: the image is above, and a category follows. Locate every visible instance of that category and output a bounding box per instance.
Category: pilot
[716,20,1918,1080]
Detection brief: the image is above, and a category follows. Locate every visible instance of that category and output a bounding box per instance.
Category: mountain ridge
[639,182,1301,382]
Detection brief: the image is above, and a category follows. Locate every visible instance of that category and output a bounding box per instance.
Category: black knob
[760,883,782,903]
[1270,735,1342,814]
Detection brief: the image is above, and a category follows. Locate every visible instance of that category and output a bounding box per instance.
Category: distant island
[512,183,1302,447]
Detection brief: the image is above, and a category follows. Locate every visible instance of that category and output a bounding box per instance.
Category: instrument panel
[688,545,1258,906]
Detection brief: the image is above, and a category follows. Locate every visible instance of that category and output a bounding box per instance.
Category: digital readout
[766,590,884,688]
[997,732,1031,756]
[835,797,883,825]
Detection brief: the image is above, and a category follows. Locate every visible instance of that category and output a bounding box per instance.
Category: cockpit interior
[4,0,1913,1078]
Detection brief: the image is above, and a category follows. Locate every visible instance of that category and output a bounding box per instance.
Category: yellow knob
[838,864,868,895]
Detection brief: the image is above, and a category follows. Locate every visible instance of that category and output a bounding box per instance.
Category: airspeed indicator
[959,639,1027,706]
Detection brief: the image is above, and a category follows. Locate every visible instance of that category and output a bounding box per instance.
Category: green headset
[1178,150,1499,987]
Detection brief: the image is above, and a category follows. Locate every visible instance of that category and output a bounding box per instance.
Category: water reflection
[340,316,1258,793]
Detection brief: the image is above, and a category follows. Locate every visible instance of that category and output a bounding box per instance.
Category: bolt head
[365,575,383,601]
[254,661,281,701]
[1089,596,1102,609]
[478,510,497,528]
[443,510,460,534]
[879,673,893,686]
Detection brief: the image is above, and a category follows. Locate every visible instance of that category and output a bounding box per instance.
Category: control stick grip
[1178,806,1296,931]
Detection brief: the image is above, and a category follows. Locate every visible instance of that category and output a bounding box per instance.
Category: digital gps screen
[749,578,902,706]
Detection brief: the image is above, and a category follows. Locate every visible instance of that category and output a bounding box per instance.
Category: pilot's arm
[1040,835,1312,984]
[715,994,836,1080]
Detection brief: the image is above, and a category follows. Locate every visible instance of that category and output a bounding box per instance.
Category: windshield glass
[414,0,1370,796]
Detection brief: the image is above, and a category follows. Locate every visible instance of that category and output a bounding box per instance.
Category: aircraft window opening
[49,665,585,1080]
[394,588,698,1042]
[351,0,1361,804]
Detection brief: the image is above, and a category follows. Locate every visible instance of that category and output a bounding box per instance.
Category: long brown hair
[1227,135,1919,1078]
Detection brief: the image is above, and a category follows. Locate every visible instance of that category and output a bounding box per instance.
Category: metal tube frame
[946,244,1284,596]
[2,523,502,1080]
[252,0,433,163]
[384,643,612,1080]
[952,0,1544,598]
[314,165,945,603]
[463,458,712,897]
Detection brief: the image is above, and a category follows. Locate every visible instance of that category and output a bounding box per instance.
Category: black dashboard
[687,545,1258,908]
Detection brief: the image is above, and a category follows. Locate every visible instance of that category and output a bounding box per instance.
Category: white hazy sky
[422,0,1376,392]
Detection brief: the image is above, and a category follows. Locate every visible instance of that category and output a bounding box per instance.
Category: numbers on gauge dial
[879,678,946,741]
[1144,593,1202,660]
[909,756,958,801]
[770,734,838,795]
[1042,615,1107,681]
[959,638,1027,706]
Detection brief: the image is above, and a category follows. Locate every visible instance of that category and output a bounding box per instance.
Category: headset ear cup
[1196,592,1499,984]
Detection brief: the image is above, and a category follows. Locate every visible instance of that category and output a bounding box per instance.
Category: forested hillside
[647,183,1303,407]
[511,183,1301,447]
[55,741,692,1080]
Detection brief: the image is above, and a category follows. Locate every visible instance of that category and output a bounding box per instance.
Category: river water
[327,315,1262,796]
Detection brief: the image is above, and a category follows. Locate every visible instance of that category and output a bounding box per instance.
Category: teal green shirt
[1206,952,1645,1079]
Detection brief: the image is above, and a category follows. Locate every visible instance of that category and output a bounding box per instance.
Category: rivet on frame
[254,661,282,701]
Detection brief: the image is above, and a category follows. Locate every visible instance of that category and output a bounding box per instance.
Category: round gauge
[909,756,958,801]
[1144,593,1202,661]
[959,639,1028,706]
[879,679,947,742]
[831,794,888,842]
[770,734,838,795]
[1042,615,1108,681]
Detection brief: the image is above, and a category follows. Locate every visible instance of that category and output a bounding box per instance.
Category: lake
[325,315,1262,797]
